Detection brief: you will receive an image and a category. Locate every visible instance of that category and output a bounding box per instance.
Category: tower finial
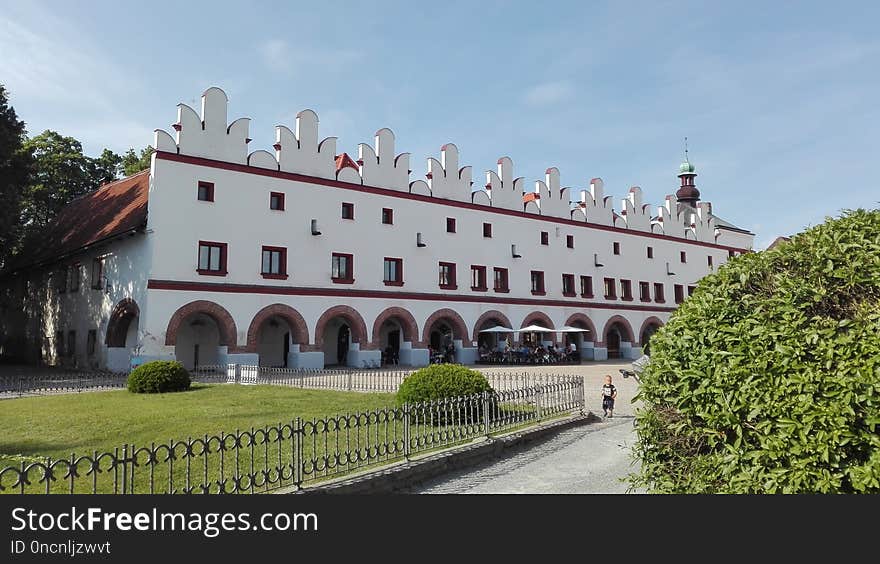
[684,136,689,163]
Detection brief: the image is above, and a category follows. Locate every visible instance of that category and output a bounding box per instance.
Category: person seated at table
[478,344,491,361]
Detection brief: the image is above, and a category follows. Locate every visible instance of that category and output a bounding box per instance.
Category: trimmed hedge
[396,364,493,405]
[631,209,880,493]
[127,361,192,394]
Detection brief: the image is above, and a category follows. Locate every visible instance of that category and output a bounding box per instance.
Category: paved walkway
[409,360,645,494]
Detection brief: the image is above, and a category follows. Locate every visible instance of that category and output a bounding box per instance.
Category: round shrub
[127,360,192,394]
[631,209,880,493]
[397,364,493,405]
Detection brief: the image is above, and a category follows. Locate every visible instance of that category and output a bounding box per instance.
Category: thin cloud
[523,81,575,107]
[258,39,364,74]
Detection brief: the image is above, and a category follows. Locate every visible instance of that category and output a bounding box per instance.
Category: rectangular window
[639,281,651,302]
[580,275,593,298]
[55,330,64,357]
[269,192,285,211]
[383,257,403,286]
[87,330,97,357]
[562,274,575,296]
[198,241,228,276]
[621,279,633,301]
[604,277,617,300]
[613,242,621,255]
[470,265,487,291]
[381,208,394,225]
[680,251,687,263]
[261,246,287,279]
[674,284,685,304]
[493,267,509,293]
[331,253,354,283]
[91,258,104,289]
[708,255,714,268]
[688,285,697,296]
[67,330,76,358]
[728,249,735,258]
[197,181,214,202]
[566,235,574,249]
[55,268,67,293]
[483,223,492,238]
[69,264,80,292]
[654,283,665,303]
[530,271,545,295]
[439,262,457,289]
[647,246,654,259]
[341,202,354,220]
[540,231,549,245]
[446,217,456,233]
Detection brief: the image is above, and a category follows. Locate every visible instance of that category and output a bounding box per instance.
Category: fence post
[536,385,543,422]
[294,417,303,490]
[483,391,491,438]
[581,376,587,416]
[403,403,411,461]
[346,369,352,392]
[121,444,128,495]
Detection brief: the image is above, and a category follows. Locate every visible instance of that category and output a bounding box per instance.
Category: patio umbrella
[478,325,514,333]
[557,325,591,333]
[518,324,555,333]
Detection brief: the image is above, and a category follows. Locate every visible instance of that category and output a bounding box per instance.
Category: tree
[630,209,880,493]
[88,148,123,186]
[121,146,153,176]
[0,85,32,268]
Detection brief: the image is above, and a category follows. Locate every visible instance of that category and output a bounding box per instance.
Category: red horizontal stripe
[155,151,750,253]
[147,279,678,313]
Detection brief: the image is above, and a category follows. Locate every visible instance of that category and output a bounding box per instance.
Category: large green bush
[127,360,192,394]
[397,364,493,405]
[631,209,880,493]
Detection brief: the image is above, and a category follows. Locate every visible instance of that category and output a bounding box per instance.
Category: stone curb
[285,411,601,494]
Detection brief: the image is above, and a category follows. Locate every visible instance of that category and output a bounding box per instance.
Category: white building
[0,87,753,371]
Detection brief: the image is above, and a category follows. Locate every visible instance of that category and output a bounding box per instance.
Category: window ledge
[261,273,289,280]
[384,281,404,287]
[197,269,228,277]
[622,297,634,302]
[655,299,666,304]
[580,293,594,299]
[439,284,458,290]
[531,291,546,296]
[640,298,652,303]
[332,278,355,284]
[471,286,488,292]
[604,295,617,300]
[493,288,510,293]
[562,292,577,297]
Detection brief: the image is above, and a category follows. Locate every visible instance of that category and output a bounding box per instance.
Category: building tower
[675,142,700,211]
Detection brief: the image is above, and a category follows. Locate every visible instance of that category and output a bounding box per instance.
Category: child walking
[601,375,617,418]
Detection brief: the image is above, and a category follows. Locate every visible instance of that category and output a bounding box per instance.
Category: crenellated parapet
[153,86,749,247]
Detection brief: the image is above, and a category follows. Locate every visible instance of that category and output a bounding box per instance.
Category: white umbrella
[518,324,555,333]
[478,325,514,333]
[557,325,591,333]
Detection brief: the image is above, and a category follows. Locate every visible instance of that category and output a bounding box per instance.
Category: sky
[2,0,878,249]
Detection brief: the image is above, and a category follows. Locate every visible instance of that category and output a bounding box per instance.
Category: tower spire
[676,138,700,207]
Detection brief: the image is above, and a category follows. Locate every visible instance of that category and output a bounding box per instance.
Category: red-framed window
[674,284,684,304]
[688,285,697,296]
[198,241,228,276]
[639,281,651,302]
[331,253,354,283]
[621,279,633,301]
[341,202,354,220]
[269,192,285,211]
[566,235,574,249]
[381,207,394,225]
[680,250,687,263]
[483,223,492,238]
[530,270,545,295]
[654,283,665,303]
[562,274,576,296]
[261,246,288,279]
[540,231,549,245]
[493,267,509,293]
[647,246,654,259]
[91,258,104,289]
[613,242,621,255]
[439,262,457,289]
[580,275,593,298]
[728,249,735,258]
[446,217,456,233]
[604,277,617,299]
[383,257,403,286]
[708,255,714,268]
[470,265,488,291]
[197,181,214,202]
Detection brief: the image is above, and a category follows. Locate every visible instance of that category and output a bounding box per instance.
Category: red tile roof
[335,152,359,173]
[12,170,150,270]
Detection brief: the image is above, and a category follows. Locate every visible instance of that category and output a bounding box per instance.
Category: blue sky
[2,0,878,249]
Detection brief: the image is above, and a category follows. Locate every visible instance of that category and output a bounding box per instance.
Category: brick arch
[638,316,665,348]
[105,298,140,347]
[520,311,556,344]
[314,305,371,350]
[371,307,420,347]
[245,304,310,353]
[602,315,635,343]
[564,313,598,340]
[421,308,469,345]
[164,300,240,351]
[471,310,514,343]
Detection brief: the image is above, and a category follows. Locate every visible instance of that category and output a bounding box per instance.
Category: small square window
[604,278,617,300]
[439,262,457,289]
[269,192,285,211]
[613,242,620,255]
[493,268,509,293]
[620,279,633,301]
[566,235,574,249]
[446,217,456,233]
[680,251,687,263]
[341,202,354,220]
[654,283,665,303]
[198,241,228,276]
[483,223,492,238]
[530,271,545,295]
[674,284,685,304]
[647,246,653,259]
[639,281,651,302]
[540,231,549,245]
[708,255,714,267]
[383,257,403,286]
[332,253,354,283]
[198,181,214,202]
[562,274,575,296]
[382,208,394,225]
[261,246,288,279]
[580,275,593,298]
[470,265,487,291]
